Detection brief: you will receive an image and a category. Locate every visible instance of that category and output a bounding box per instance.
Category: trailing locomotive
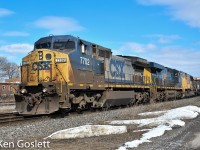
[15,35,196,115]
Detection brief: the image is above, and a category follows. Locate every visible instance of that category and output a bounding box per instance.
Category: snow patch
[113,105,200,149]
[118,125,171,149]
[110,105,200,126]
[138,110,167,116]
[46,125,127,139]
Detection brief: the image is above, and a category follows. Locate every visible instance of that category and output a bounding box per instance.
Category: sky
[0,0,200,76]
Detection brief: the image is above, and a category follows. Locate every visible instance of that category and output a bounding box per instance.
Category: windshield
[35,42,51,49]
[53,41,75,50]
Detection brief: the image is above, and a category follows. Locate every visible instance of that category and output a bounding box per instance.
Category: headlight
[55,58,67,63]
[42,88,48,93]
[39,51,43,56]
[38,51,43,60]
[21,89,27,94]
[22,61,29,65]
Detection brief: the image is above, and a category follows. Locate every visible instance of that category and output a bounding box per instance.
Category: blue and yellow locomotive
[15,35,196,115]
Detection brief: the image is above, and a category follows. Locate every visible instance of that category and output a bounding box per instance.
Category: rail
[0,113,24,124]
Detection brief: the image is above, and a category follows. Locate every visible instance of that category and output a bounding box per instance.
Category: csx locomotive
[15,35,199,115]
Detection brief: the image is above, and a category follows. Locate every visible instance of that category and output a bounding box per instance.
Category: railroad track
[0,102,15,106]
[0,112,51,125]
[0,113,24,124]
[0,96,198,125]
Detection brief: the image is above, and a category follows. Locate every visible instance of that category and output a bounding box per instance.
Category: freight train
[14,35,199,115]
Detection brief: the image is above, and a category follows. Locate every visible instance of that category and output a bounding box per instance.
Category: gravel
[0,96,200,141]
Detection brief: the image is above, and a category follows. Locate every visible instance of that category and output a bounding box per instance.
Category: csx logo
[32,61,51,71]
[110,60,124,78]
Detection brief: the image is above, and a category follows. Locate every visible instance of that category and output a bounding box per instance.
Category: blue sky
[0,0,200,76]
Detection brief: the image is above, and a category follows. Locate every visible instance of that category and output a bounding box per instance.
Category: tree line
[0,56,20,80]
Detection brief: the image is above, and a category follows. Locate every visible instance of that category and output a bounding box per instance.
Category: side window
[10,86,13,91]
[80,43,92,56]
[81,44,86,54]
[2,85,6,91]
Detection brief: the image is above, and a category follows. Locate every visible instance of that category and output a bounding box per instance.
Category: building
[0,78,20,100]
[194,77,200,81]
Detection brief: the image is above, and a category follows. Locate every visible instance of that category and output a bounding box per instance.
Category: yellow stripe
[104,84,150,89]
[68,83,73,86]
[79,84,84,87]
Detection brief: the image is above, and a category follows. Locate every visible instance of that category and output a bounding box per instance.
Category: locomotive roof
[118,55,149,65]
[34,35,111,52]
[149,62,165,70]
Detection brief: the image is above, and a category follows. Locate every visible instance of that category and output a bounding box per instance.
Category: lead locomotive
[15,35,196,115]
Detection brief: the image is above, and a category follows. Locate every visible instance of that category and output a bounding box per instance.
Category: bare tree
[4,62,20,79]
[0,57,20,79]
[0,57,8,77]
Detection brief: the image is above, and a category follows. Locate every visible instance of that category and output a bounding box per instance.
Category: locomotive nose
[21,49,69,86]
[18,48,70,115]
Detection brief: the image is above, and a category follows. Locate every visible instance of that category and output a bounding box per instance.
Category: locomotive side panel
[105,55,134,84]
[67,39,105,89]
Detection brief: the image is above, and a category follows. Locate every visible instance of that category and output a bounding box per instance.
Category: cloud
[0,43,33,53]
[144,34,181,44]
[0,8,14,17]
[138,0,200,28]
[34,16,84,34]
[146,46,200,76]
[117,42,157,54]
[2,31,30,37]
[115,41,200,76]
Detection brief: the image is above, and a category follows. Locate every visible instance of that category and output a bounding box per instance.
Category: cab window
[53,41,75,50]
[35,42,51,49]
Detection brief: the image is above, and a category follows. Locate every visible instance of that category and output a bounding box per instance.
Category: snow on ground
[45,105,200,150]
[46,125,127,139]
[111,105,200,150]
[138,110,167,116]
[0,105,15,113]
